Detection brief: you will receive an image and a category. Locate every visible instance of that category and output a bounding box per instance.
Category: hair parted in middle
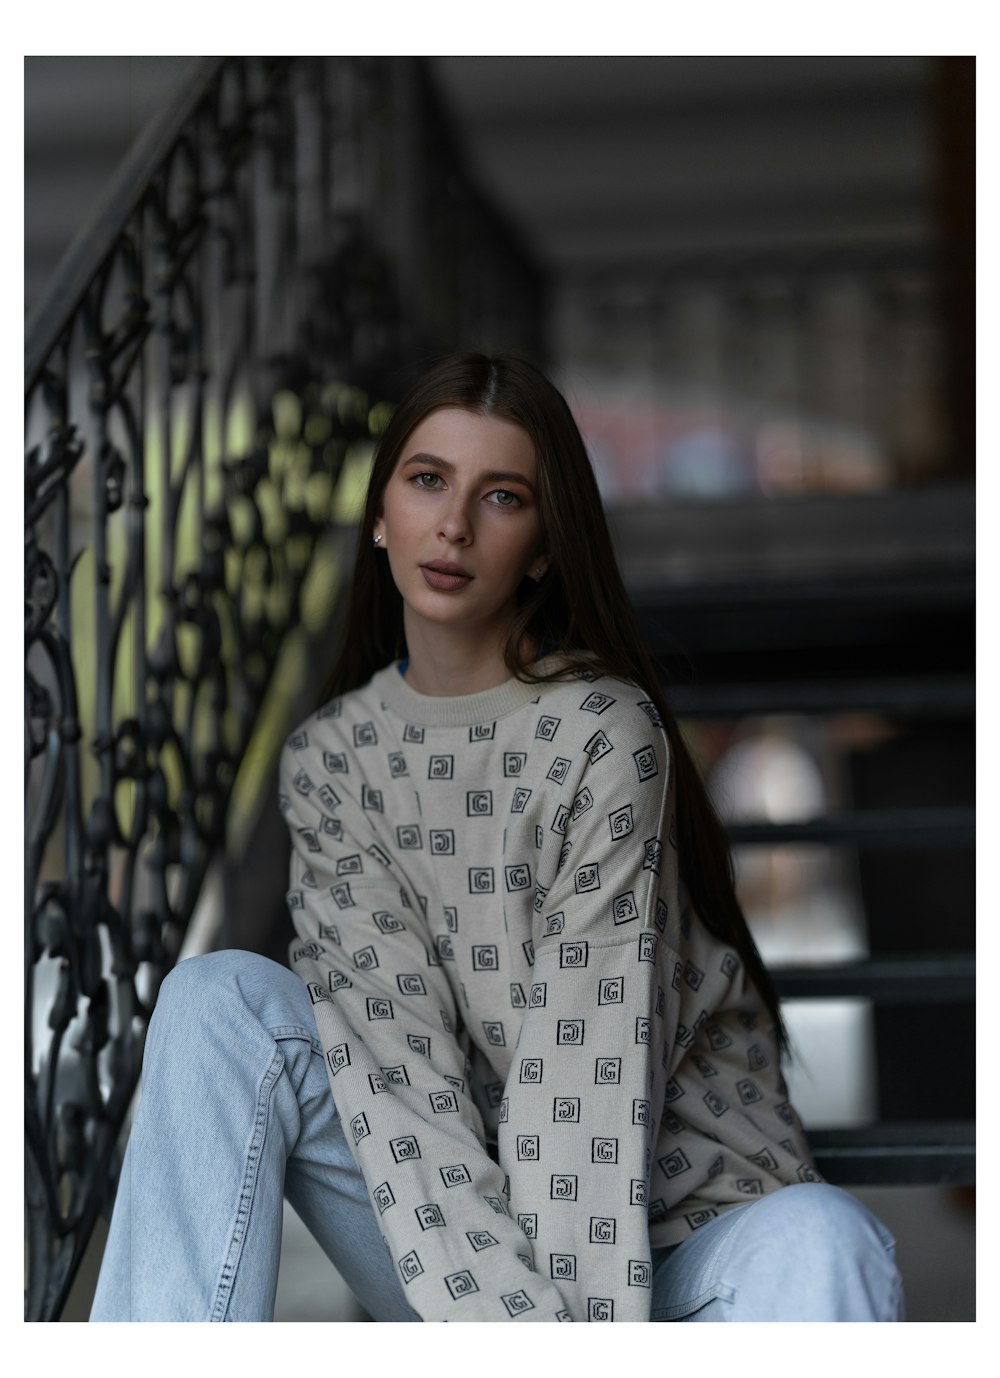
[328,350,616,695]
[322,350,787,1051]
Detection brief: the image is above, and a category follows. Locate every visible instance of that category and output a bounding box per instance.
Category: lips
[420,561,473,592]
[422,561,472,576]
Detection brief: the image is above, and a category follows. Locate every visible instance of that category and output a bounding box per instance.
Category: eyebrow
[401,452,537,495]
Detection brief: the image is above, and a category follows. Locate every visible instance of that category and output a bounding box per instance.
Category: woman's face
[373,407,549,649]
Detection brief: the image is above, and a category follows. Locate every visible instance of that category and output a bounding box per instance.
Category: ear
[528,554,552,583]
[373,514,385,544]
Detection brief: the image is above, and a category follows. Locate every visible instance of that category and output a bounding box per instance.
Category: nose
[437,493,473,546]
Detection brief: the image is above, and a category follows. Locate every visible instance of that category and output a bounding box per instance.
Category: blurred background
[25,55,974,1323]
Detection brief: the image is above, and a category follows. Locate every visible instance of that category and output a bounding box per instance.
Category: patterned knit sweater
[279,656,818,1322]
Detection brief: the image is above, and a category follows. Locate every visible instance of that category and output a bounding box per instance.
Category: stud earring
[373,534,383,547]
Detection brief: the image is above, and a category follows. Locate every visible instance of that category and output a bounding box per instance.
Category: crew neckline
[372,653,573,728]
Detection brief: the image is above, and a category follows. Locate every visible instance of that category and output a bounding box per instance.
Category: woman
[91,353,902,1322]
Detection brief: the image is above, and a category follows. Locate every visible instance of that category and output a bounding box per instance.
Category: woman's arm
[496,705,678,1322]
[279,732,574,1322]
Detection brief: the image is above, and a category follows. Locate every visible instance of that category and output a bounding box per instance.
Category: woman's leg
[90,949,418,1322]
[650,1182,904,1321]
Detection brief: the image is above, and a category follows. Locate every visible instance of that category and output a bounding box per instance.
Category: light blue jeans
[90,950,903,1322]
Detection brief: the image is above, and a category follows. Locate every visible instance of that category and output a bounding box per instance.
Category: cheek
[515,521,544,568]
[379,489,411,539]
[495,538,541,591]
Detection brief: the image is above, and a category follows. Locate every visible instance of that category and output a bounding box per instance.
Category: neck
[401,615,528,696]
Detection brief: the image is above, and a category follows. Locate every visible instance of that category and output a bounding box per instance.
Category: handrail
[25,57,224,389]
[24,54,544,1322]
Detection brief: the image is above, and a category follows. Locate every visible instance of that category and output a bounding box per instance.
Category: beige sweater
[280,657,818,1321]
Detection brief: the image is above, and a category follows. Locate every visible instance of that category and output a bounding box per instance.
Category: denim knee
[148,949,318,1062]
[653,1183,903,1321]
[155,948,274,1002]
[740,1182,902,1318]
[755,1182,897,1260]
[154,949,303,1019]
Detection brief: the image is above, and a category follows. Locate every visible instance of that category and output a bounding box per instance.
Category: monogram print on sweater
[279,664,818,1321]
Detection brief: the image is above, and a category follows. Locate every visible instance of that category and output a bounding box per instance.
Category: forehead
[399,407,537,475]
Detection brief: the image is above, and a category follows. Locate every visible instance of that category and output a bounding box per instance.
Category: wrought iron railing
[24,55,542,1321]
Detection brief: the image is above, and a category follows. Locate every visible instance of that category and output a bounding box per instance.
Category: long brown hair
[322,352,787,1051]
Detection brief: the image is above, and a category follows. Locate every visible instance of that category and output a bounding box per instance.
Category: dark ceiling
[25,55,933,316]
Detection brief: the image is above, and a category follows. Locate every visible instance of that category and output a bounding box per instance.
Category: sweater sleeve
[278,731,575,1322]
[496,703,678,1322]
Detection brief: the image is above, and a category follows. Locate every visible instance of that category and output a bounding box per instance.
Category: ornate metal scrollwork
[25,54,541,1322]
[26,58,385,1323]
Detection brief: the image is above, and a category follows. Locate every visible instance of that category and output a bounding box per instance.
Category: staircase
[25,55,974,1323]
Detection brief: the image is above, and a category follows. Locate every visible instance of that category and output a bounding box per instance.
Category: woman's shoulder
[531,661,669,762]
[536,660,664,723]
[284,664,397,756]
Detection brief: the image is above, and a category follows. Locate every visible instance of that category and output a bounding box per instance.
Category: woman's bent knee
[761,1182,897,1257]
[155,949,296,1012]
[744,1183,902,1319]
[149,950,313,1056]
